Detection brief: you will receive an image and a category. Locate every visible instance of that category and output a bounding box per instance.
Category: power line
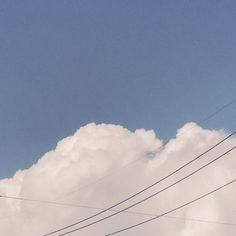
[42,134,236,236]
[127,211,236,227]
[162,215,236,227]
[56,155,144,200]
[43,134,236,235]
[55,97,236,200]
[0,195,94,209]
[197,98,236,125]
[56,145,236,236]
[0,99,234,232]
[1,195,235,227]
[105,178,236,235]
[1,100,234,233]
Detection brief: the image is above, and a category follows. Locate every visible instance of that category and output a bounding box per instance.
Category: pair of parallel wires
[43,133,236,236]
[0,98,236,235]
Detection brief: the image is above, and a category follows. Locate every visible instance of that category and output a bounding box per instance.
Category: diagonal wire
[105,178,236,235]
[56,155,144,200]
[55,97,236,200]
[197,98,236,125]
[44,136,236,236]
[1,195,236,227]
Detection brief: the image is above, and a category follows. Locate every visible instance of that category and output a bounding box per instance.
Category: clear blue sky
[1,0,236,178]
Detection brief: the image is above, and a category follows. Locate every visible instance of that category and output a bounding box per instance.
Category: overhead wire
[41,133,236,236]
[55,145,236,236]
[105,177,236,235]
[1,101,234,204]
[1,194,235,227]
[56,155,144,200]
[1,98,235,234]
[124,211,236,227]
[54,97,236,200]
[197,98,236,125]
[0,195,95,209]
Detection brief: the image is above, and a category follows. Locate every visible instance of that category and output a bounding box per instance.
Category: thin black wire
[106,178,236,235]
[0,195,95,209]
[56,145,236,236]
[44,136,236,236]
[2,98,233,233]
[197,98,236,125]
[0,100,234,232]
[40,131,235,236]
[56,155,145,200]
[0,133,233,235]
[1,195,235,227]
[56,97,236,200]
[126,211,236,227]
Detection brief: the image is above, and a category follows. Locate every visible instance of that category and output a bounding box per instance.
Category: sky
[1,1,236,235]
[1,0,236,178]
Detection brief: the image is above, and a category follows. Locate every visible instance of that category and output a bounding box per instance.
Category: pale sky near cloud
[0,123,235,235]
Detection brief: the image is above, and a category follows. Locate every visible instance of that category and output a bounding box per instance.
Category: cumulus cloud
[0,122,236,236]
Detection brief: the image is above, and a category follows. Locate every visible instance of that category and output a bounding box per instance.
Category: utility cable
[56,97,236,200]
[55,145,236,236]
[41,132,236,236]
[197,98,236,125]
[57,155,144,200]
[105,177,236,235]
[0,195,95,209]
[1,195,235,227]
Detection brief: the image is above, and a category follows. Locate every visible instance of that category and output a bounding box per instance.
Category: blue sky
[1,0,236,178]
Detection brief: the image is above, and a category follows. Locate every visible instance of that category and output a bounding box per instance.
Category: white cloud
[0,122,235,236]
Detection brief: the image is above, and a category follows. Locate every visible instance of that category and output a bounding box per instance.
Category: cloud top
[0,123,235,236]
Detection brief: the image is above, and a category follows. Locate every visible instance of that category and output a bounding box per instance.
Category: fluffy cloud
[0,123,235,236]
